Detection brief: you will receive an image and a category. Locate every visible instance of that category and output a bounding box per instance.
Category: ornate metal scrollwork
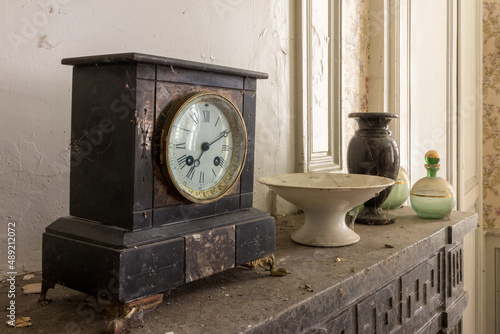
[243,254,288,277]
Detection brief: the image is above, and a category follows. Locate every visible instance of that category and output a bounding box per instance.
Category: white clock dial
[162,93,247,203]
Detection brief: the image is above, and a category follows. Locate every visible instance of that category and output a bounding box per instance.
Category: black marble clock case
[41,53,275,303]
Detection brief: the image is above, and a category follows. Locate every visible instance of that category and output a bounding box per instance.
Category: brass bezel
[160,91,247,204]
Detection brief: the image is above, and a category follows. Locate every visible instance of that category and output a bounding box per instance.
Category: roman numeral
[212,168,217,177]
[190,113,200,125]
[176,125,191,133]
[222,145,229,152]
[199,171,205,183]
[215,116,220,127]
[219,156,226,168]
[175,142,186,149]
[186,167,195,180]
[203,110,210,123]
[177,155,187,169]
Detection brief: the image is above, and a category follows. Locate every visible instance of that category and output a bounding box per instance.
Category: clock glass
[162,92,247,203]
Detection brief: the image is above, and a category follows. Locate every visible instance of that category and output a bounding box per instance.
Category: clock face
[161,92,247,203]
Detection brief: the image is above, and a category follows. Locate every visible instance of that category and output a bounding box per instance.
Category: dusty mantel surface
[4,207,477,333]
[150,207,477,333]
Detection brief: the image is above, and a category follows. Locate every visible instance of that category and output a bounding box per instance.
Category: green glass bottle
[410,150,456,219]
[382,166,410,210]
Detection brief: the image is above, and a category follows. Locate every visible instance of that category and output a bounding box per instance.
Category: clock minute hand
[208,130,231,146]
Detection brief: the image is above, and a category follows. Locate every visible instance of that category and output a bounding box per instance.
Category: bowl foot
[291,211,360,247]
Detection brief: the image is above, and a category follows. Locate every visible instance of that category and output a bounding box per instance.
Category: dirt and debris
[339,288,346,301]
[104,307,143,334]
[22,283,41,294]
[6,316,32,328]
[304,284,314,292]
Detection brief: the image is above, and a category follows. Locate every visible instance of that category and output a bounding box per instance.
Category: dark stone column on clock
[132,67,155,228]
[240,77,258,209]
[68,62,154,230]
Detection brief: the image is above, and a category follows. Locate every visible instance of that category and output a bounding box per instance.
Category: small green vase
[382,166,410,210]
[410,150,455,219]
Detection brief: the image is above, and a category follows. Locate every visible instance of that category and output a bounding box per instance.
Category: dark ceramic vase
[347,112,400,225]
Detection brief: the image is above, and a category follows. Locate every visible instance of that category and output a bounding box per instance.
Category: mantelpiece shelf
[147,206,477,333]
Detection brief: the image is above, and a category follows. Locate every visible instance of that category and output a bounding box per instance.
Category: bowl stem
[291,209,361,247]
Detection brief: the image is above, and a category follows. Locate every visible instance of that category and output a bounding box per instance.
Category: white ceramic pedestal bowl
[258,173,395,247]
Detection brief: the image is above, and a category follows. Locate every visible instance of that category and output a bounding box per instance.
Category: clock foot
[242,254,288,277]
[37,279,55,306]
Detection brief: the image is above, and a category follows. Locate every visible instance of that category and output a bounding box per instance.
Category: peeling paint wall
[342,0,371,167]
[342,0,370,115]
[0,0,292,278]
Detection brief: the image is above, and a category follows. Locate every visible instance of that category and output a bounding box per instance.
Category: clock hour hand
[193,152,203,166]
[192,140,210,167]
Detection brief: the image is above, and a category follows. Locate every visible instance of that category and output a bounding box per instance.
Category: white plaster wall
[0,0,293,278]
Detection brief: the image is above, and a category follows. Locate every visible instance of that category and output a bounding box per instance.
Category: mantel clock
[40,53,274,304]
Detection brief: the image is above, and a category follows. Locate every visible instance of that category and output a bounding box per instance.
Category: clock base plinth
[40,208,275,304]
